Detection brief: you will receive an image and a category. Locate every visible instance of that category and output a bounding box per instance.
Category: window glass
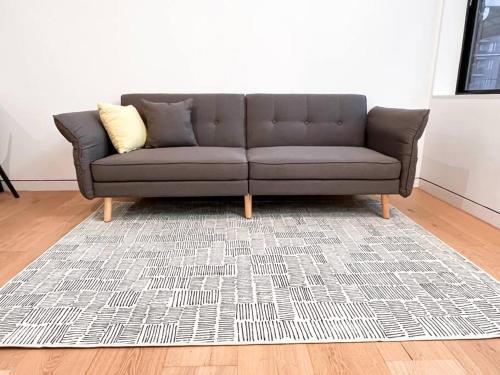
[459,0,500,92]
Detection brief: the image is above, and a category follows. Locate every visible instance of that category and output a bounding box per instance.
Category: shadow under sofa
[53,93,429,221]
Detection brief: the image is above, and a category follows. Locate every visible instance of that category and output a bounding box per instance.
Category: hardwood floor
[0,189,498,375]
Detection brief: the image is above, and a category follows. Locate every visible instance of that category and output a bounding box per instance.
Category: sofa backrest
[246,94,367,148]
[122,93,246,147]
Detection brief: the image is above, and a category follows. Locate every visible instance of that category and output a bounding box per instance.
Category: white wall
[420,0,500,227]
[0,0,442,190]
[420,97,500,227]
[432,0,468,96]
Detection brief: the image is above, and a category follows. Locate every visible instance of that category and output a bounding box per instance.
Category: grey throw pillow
[141,99,198,148]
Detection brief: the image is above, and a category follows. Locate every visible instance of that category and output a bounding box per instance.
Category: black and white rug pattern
[0,198,499,347]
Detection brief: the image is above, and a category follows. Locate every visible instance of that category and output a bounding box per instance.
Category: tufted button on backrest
[246,94,367,147]
[121,93,246,147]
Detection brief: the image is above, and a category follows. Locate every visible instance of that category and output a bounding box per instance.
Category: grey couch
[54,93,429,221]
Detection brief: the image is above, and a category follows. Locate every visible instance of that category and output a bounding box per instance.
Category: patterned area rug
[0,198,499,347]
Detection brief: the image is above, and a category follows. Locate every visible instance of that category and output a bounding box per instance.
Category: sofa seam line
[248,162,401,165]
[92,162,248,167]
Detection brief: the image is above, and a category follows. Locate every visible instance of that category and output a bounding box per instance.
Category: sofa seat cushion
[92,147,248,182]
[247,146,400,180]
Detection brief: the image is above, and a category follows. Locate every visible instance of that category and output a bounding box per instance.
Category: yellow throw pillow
[97,102,147,153]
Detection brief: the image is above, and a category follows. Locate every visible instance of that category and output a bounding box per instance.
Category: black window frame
[456,0,500,94]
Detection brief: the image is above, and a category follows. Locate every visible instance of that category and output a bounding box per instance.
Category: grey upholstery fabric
[94,181,248,197]
[53,111,112,199]
[246,94,367,148]
[250,179,400,195]
[92,147,248,182]
[122,94,245,147]
[54,94,428,202]
[142,99,198,148]
[366,107,430,197]
[248,146,400,180]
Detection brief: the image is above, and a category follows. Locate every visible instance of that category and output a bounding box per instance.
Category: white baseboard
[2,180,79,191]
[419,179,500,229]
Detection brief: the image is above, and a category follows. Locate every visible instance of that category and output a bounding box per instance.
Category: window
[457,0,500,93]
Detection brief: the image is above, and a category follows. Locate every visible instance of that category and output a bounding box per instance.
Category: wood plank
[395,189,500,247]
[0,349,27,375]
[164,346,236,367]
[193,367,236,375]
[237,345,278,375]
[10,348,98,375]
[85,347,166,375]
[307,343,348,375]
[307,343,391,375]
[390,196,500,277]
[207,346,238,366]
[376,342,412,362]
[386,359,466,375]
[162,366,236,375]
[165,347,211,367]
[402,341,456,360]
[463,340,500,371]
[273,344,314,375]
[444,340,500,375]
[0,197,101,286]
[162,367,195,375]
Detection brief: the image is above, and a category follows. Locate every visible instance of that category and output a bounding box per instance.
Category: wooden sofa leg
[381,194,390,219]
[244,194,252,219]
[103,197,112,222]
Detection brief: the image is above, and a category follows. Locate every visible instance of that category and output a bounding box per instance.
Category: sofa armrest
[366,106,429,197]
[53,110,112,199]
